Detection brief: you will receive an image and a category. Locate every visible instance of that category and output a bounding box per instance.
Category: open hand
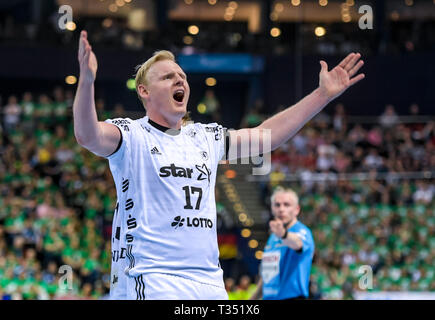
[318,52,365,101]
[78,30,98,84]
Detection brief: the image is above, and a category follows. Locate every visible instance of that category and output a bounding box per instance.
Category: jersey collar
[148,118,181,136]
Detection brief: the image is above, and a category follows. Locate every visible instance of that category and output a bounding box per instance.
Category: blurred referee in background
[251,187,314,300]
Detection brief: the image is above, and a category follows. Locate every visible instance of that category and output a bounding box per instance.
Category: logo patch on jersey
[205,126,219,133]
[158,163,210,182]
[196,164,211,183]
[141,124,151,132]
[171,216,185,229]
[187,129,197,138]
[170,216,213,229]
[112,119,131,126]
[110,120,130,132]
[205,126,223,141]
[159,164,194,178]
[200,151,209,161]
[151,146,162,155]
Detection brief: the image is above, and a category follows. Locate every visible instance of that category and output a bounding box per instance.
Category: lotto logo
[171,216,185,228]
[171,216,213,229]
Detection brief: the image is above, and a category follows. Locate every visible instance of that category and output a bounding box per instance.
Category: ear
[137,84,149,100]
[295,205,301,217]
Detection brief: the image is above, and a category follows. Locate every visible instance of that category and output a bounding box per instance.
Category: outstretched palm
[78,30,98,83]
[319,53,365,101]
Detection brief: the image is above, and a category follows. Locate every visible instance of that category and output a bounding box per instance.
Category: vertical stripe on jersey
[134,275,146,300]
[126,244,135,271]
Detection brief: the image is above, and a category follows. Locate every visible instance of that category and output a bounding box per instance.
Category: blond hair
[270,186,299,206]
[135,50,175,101]
[134,50,190,124]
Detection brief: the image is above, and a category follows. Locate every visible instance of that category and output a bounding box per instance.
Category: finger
[83,46,91,64]
[344,53,361,72]
[337,66,348,81]
[349,73,365,87]
[78,33,88,59]
[320,60,328,73]
[338,53,355,69]
[80,30,87,44]
[78,37,84,59]
[348,60,364,77]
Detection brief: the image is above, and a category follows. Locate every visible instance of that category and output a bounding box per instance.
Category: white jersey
[105,116,227,291]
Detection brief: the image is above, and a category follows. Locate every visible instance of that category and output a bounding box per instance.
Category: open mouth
[173,90,185,103]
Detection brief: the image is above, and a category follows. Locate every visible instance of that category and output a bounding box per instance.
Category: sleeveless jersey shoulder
[104,117,142,162]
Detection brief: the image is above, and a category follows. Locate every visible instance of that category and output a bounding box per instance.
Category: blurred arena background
[0,0,434,300]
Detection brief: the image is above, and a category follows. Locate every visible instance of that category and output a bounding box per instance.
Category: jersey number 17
[182,186,203,210]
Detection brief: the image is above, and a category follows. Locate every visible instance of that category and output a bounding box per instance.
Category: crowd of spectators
[0,88,118,299]
[264,103,433,192]
[0,86,433,299]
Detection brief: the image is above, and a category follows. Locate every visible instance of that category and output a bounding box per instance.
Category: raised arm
[73,30,120,157]
[228,53,365,159]
[269,219,303,251]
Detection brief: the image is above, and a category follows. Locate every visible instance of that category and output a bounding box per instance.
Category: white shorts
[126,273,228,300]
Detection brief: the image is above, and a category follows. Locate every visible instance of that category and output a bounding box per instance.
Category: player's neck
[148,117,182,136]
[148,115,182,131]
